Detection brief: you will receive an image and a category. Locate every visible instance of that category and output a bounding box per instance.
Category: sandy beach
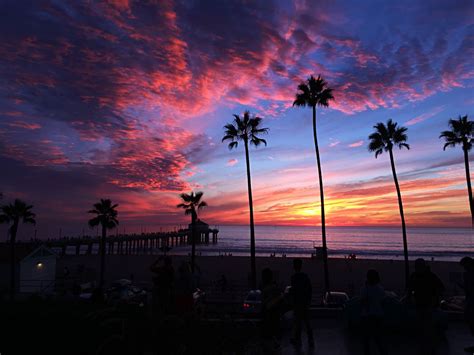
[56,255,465,297]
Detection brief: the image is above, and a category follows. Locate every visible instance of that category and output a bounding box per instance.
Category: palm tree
[0,199,36,300]
[368,119,410,286]
[440,115,473,226]
[222,111,268,289]
[88,199,119,289]
[293,75,334,292]
[177,191,207,273]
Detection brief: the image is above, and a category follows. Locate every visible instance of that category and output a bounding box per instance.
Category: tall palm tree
[222,111,268,289]
[440,115,473,226]
[0,199,36,300]
[368,119,410,286]
[88,199,119,289]
[177,191,207,273]
[293,75,334,292]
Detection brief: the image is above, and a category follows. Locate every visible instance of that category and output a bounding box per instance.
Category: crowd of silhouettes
[252,256,474,354]
[144,254,474,353]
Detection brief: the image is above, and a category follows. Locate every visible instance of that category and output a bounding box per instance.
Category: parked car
[242,290,262,316]
[323,291,349,308]
[440,296,465,312]
[105,279,147,306]
[78,282,95,300]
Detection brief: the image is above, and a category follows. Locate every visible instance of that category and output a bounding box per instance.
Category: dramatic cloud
[0,0,472,234]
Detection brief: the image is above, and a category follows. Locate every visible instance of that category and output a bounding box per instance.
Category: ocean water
[187,225,473,261]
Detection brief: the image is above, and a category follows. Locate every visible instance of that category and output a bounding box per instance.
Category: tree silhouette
[368,119,410,287]
[222,111,268,289]
[88,199,119,289]
[293,75,334,292]
[177,191,207,273]
[0,199,36,300]
[440,115,473,226]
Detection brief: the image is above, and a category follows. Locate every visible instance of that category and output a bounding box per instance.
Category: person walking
[150,256,175,319]
[407,258,444,355]
[360,269,387,355]
[290,258,314,347]
[261,267,283,351]
[460,257,474,353]
[174,261,194,316]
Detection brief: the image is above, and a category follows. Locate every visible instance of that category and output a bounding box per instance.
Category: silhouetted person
[360,269,387,355]
[290,258,314,347]
[261,268,282,350]
[408,258,444,355]
[150,256,174,319]
[174,261,194,315]
[460,257,474,353]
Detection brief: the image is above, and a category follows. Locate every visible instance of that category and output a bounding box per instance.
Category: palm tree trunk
[9,220,18,301]
[313,106,330,292]
[191,210,196,273]
[99,225,106,289]
[463,147,474,227]
[244,139,257,289]
[389,148,409,288]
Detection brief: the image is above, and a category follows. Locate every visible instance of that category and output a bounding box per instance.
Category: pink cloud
[348,140,364,148]
[8,121,41,130]
[227,158,238,167]
[405,106,445,126]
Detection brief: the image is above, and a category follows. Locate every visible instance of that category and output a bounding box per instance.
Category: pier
[10,228,219,256]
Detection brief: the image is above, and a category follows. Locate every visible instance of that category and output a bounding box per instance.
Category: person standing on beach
[360,269,387,355]
[459,257,474,353]
[150,256,175,319]
[174,261,194,315]
[407,258,444,355]
[290,258,314,347]
[261,268,283,350]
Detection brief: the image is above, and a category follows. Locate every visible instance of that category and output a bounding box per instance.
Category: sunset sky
[0,0,473,237]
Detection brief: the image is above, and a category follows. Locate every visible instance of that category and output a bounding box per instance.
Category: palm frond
[0,199,36,226]
[194,191,204,201]
[88,199,119,230]
[228,141,238,150]
[251,137,267,147]
[293,74,334,108]
[178,191,207,218]
[222,112,268,150]
[440,115,472,151]
[88,216,101,227]
[368,119,409,156]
